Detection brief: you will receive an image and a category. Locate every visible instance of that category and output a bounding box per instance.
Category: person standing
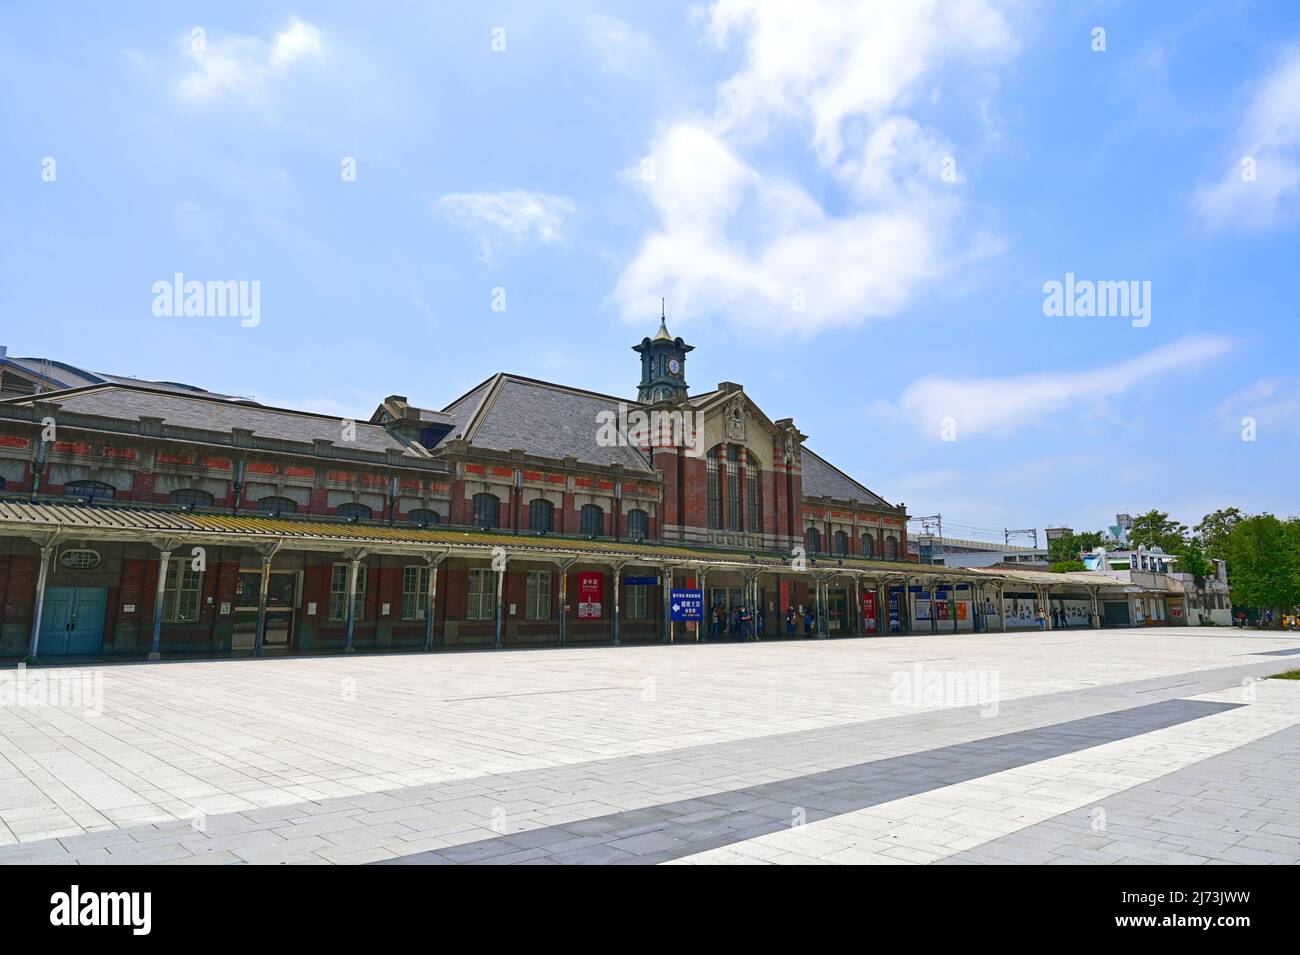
[805,606,816,637]
[739,605,754,641]
[786,607,796,637]
[1036,606,1047,630]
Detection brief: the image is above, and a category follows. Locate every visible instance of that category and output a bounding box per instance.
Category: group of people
[708,603,823,640]
[710,603,763,640]
[786,605,817,637]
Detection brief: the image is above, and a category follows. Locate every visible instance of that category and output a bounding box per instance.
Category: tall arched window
[580,503,604,537]
[64,480,115,501]
[885,537,898,560]
[337,502,373,520]
[169,488,214,508]
[861,534,875,559]
[806,527,822,554]
[834,530,849,556]
[627,508,648,541]
[706,446,722,530]
[472,493,499,528]
[407,508,439,525]
[528,499,553,533]
[258,496,297,514]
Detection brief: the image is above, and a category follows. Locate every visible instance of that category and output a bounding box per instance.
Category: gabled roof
[440,374,653,471]
[3,383,423,457]
[800,447,891,508]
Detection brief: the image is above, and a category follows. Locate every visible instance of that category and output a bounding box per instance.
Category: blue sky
[2,1,1298,542]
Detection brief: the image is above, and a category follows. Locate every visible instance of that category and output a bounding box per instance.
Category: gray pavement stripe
[374,699,1242,865]
[938,721,1300,865]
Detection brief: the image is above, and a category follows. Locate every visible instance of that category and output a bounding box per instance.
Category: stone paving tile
[1,628,1298,865]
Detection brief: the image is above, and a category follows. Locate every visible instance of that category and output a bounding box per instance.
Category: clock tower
[633,303,693,404]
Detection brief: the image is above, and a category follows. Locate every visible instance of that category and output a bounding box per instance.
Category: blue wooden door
[39,587,107,655]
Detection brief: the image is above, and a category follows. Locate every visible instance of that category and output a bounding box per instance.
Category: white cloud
[437,190,576,260]
[587,14,660,78]
[1212,377,1300,436]
[177,19,323,105]
[891,334,1234,439]
[1193,46,1300,230]
[613,0,1018,333]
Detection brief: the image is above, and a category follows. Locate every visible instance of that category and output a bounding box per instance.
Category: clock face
[668,359,681,375]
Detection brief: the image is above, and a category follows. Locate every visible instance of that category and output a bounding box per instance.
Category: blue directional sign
[669,589,704,621]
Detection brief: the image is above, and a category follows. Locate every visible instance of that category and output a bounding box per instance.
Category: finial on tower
[654,298,672,341]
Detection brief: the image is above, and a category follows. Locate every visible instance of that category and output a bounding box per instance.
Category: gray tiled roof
[3,356,224,397]
[455,376,654,471]
[801,448,889,507]
[442,377,497,442]
[22,386,415,455]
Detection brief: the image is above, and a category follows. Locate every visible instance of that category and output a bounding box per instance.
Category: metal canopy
[0,499,1150,591]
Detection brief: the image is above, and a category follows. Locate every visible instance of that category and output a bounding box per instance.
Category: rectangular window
[747,469,760,532]
[727,453,742,531]
[468,568,496,621]
[162,558,203,623]
[402,566,430,620]
[525,570,552,620]
[627,584,650,620]
[329,564,368,622]
[707,454,721,529]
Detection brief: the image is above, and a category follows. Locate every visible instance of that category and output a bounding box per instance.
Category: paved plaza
[1,627,1298,864]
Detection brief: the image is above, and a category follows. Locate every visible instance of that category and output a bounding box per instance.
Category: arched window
[806,527,822,554]
[885,537,898,560]
[407,508,439,525]
[337,502,372,520]
[833,530,849,556]
[580,503,604,537]
[472,492,499,528]
[258,496,297,514]
[627,508,649,540]
[861,534,875,559]
[169,488,214,508]
[64,480,115,501]
[706,445,722,529]
[528,499,553,533]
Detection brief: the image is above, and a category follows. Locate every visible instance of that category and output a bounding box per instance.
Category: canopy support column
[26,538,57,660]
[422,551,448,652]
[149,546,174,661]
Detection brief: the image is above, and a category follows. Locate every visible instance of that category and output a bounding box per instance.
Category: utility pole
[913,514,943,564]
[1004,528,1039,548]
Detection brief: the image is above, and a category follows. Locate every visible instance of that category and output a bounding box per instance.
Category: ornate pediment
[724,396,748,442]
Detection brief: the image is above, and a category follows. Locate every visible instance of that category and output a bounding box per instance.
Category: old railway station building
[0,324,1142,660]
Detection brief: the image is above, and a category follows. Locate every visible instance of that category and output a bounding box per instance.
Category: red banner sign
[862,590,878,633]
[577,572,603,619]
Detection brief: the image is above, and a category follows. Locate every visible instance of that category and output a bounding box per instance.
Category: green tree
[1195,507,1244,561]
[1047,530,1105,563]
[1048,560,1086,573]
[1128,509,1189,553]
[1222,514,1300,616]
